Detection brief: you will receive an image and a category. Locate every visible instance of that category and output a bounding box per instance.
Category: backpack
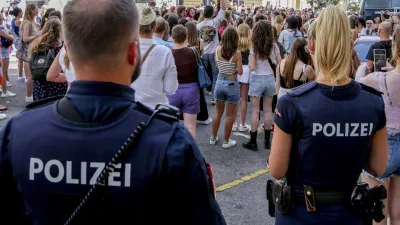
[0,26,13,48]
[30,43,56,82]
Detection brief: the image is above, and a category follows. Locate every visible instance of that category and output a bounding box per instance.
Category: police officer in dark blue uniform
[0,1,226,225]
[268,6,388,225]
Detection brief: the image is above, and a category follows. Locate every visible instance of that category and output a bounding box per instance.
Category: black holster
[266,180,292,217]
[351,183,387,225]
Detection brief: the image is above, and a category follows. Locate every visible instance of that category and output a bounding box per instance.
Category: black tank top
[279,64,309,89]
[241,50,250,65]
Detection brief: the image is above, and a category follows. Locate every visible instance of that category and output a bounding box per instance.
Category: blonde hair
[237,23,251,52]
[315,6,351,85]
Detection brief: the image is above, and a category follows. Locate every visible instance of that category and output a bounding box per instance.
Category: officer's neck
[74,65,132,87]
[316,73,351,86]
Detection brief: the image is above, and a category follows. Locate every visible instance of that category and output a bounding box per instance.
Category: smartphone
[374,49,387,72]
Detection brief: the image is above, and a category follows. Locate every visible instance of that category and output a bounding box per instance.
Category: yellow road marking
[216,168,270,192]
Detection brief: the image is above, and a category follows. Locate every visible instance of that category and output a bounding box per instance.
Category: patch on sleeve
[206,163,216,199]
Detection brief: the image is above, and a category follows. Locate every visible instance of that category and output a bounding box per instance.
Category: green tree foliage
[306,0,341,9]
[347,2,361,13]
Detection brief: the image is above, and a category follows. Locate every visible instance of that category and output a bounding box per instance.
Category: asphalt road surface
[2,60,276,225]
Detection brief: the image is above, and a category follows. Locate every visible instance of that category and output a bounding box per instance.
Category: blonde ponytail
[315,6,351,85]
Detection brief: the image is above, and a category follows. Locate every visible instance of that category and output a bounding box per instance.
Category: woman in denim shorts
[243,21,281,152]
[357,27,400,224]
[210,27,243,149]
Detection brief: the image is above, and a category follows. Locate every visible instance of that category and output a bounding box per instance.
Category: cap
[140,6,156,26]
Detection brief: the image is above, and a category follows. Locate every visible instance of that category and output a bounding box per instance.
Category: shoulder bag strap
[57,97,85,122]
[141,44,157,65]
[191,47,201,65]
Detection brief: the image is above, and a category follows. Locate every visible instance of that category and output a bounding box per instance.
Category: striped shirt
[215,47,237,74]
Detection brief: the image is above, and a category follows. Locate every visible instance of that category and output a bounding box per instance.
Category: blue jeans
[363,129,400,181]
[202,53,219,100]
[213,76,240,104]
[249,74,276,98]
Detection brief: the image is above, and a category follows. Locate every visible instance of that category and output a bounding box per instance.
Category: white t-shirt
[59,47,76,83]
[197,9,225,55]
[250,43,280,76]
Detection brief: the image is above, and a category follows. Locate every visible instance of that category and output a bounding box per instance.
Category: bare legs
[1,58,9,93]
[183,113,197,140]
[240,83,249,126]
[18,59,24,78]
[211,101,237,142]
[24,61,33,97]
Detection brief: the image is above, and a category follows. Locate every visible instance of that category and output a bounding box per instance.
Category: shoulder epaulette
[359,83,383,96]
[288,81,318,97]
[25,95,63,110]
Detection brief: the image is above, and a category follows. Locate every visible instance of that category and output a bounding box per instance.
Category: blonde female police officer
[269,6,388,225]
[0,1,226,225]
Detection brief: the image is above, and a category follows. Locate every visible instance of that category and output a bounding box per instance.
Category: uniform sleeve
[274,94,299,134]
[376,96,386,131]
[163,125,226,225]
[0,120,30,224]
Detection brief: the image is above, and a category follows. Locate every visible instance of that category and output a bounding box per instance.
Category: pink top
[356,64,400,134]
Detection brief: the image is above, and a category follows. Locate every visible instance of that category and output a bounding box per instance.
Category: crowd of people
[0,0,399,224]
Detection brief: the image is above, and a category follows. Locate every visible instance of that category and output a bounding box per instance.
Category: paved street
[2,58,275,225]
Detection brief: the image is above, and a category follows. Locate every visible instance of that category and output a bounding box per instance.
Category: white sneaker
[211,100,216,105]
[0,113,7,120]
[239,123,249,132]
[210,136,219,145]
[18,76,26,82]
[25,96,34,103]
[6,82,12,87]
[222,139,237,149]
[232,123,238,132]
[1,91,16,97]
[202,117,212,125]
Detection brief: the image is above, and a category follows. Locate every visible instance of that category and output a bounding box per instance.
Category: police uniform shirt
[274,81,386,191]
[0,81,226,225]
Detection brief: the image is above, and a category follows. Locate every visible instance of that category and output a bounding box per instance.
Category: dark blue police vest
[285,81,385,191]
[7,101,179,224]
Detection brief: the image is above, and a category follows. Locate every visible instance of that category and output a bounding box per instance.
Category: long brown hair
[30,18,62,56]
[220,27,239,60]
[186,21,199,47]
[252,20,273,60]
[23,4,37,22]
[40,8,55,29]
[283,38,312,88]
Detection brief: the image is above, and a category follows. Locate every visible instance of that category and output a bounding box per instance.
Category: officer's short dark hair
[63,0,139,69]
[172,25,187,44]
[286,16,299,30]
[203,5,214,18]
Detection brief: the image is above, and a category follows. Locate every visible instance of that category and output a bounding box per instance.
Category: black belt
[293,190,350,205]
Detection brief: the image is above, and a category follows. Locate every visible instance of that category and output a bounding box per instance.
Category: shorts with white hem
[1,46,10,59]
[249,74,276,98]
[238,65,250,83]
[214,76,240,104]
[363,129,400,182]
